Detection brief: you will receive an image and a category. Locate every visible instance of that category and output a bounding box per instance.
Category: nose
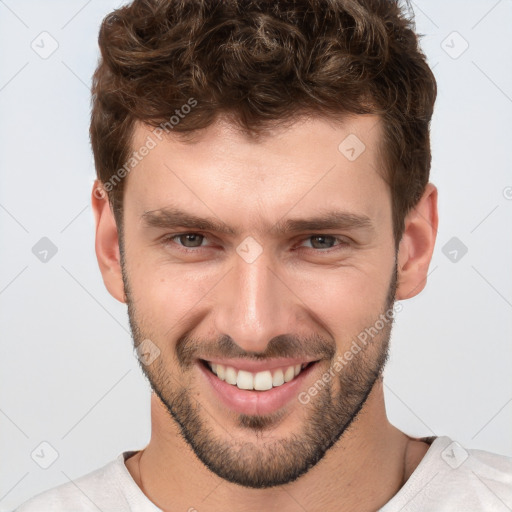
[213,247,297,354]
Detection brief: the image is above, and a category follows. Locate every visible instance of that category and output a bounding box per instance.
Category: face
[119,115,398,488]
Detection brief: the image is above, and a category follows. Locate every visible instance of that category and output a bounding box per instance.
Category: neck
[126,380,427,512]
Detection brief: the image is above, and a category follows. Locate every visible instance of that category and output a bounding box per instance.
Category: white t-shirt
[14,436,512,512]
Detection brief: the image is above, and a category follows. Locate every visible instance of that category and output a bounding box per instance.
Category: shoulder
[445,437,512,483]
[381,436,512,511]
[14,453,131,512]
[436,438,512,510]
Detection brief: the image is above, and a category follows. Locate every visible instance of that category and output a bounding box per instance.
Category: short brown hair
[90,0,437,245]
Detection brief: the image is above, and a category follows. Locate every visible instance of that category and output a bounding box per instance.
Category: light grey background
[1,0,511,510]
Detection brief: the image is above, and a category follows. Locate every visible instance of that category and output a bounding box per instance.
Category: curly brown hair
[90,0,437,245]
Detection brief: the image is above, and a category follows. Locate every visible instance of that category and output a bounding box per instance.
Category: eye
[299,235,350,251]
[162,233,209,250]
[161,232,351,254]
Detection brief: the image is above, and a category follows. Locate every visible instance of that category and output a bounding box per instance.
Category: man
[16,0,512,510]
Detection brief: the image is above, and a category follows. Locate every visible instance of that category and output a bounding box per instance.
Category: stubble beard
[122,251,398,488]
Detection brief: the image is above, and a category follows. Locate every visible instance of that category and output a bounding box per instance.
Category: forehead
[125,114,390,229]
[130,113,383,167]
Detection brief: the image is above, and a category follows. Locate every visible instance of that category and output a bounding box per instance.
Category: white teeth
[216,364,225,381]
[208,361,310,390]
[237,370,254,390]
[253,370,273,391]
[225,366,237,385]
[272,369,284,386]
[283,366,295,382]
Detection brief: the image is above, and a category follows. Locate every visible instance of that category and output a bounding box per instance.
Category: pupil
[312,235,332,249]
[184,234,202,247]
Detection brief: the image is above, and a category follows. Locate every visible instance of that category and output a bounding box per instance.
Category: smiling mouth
[200,359,317,391]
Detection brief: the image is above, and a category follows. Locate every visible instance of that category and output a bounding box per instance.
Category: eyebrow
[141,207,374,236]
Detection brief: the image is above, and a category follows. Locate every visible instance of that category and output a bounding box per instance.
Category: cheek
[290,264,391,341]
[128,262,219,328]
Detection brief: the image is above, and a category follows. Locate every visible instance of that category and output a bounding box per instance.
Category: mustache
[176,333,336,368]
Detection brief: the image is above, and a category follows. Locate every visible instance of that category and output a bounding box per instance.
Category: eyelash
[160,232,351,254]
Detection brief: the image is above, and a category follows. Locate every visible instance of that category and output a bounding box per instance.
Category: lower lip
[197,360,318,416]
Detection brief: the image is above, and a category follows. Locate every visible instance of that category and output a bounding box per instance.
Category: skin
[92,113,438,511]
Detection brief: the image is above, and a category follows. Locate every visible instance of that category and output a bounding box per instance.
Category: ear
[396,183,438,300]
[91,180,126,303]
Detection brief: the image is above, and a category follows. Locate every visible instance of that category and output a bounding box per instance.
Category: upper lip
[200,357,318,373]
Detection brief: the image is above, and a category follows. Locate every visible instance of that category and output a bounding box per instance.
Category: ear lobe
[396,183,438,300]
[91,180,126,303]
